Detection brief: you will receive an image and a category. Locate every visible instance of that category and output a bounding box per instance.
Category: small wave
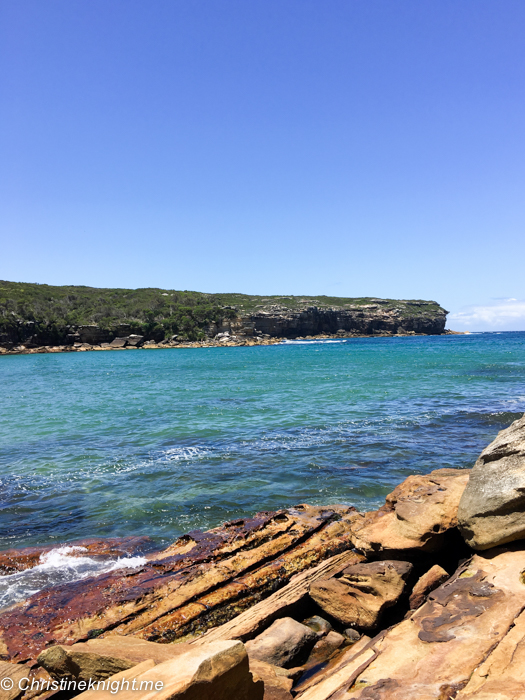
[163,446,210,462]
[0,546,147,611]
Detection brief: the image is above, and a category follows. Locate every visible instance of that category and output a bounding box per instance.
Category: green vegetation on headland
[0,280,448,347]
[0,281,235,342]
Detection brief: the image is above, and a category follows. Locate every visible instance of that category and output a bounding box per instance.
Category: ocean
[1,332,524,606]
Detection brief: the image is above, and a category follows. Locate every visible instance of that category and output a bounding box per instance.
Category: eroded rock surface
[458,414,525,550]
[309,560,412,630]
[339,547,525,699]
[350,469,469,554]
[0,505,355,662]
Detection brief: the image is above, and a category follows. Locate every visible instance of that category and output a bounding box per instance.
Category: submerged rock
[458,414,525,550]
[309,560,412,630]
[350,468,469,554]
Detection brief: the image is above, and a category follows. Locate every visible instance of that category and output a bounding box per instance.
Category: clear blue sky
[1,1,524,330]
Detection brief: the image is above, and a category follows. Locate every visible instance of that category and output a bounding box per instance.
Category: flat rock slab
[74,640,263,700]
[409,564,449,610]
[458,414,525,550]
[351,468,469,554]
[338,546,525,699]
[309,560,413,630]
[37,637,193,681]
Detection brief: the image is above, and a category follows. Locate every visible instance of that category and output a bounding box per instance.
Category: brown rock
[303,631,345,669]
[350,469,469,555]
[456,606,525,699]
[0,661,29,700]
[458,414,525,550]
[250,659,293,700]
[338,546,525,699]
[294,636,375,699]
[192,550,364,647]
[0,506,355,662]
[75,640,263,700]
[245,618,317,668]
[408,564,449,609]
[302,616,332,637]
[37,637,192,681]
[309,560,412,630]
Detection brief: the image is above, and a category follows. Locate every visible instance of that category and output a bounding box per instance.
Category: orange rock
[350,468,469,555]
[408,564,449,609]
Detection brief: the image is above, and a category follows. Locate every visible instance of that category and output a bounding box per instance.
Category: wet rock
[302,616,332,637]
[0,537,151,576]
[0,506,355,662]
[408,564,449,609]
[304,631,345,669]
[245,617,317,668]
[343,629,361,643]
[309,560,412,630]
[191,550,364,646]
[458,414,525,550]
[350,468,469,554]
[37,637,192,681]
[293,635,374,699]
[341,546,525,699]
[0,661,29,700]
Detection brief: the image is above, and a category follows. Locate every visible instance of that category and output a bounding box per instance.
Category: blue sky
[1,1,524,331]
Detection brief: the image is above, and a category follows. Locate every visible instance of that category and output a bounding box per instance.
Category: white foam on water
[164,445,210,461]
[0,545,147,611]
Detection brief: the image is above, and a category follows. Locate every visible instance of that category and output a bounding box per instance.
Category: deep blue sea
[0,332,524,605]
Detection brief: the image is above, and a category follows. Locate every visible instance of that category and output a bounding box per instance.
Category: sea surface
[1,332,525,606]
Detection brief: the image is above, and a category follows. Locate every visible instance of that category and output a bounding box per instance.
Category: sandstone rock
[250,659,293,700]
[37,637,192,681]
[458,414,525,550]
[350,468,469,554]
[109,338,127,347]
[0,661,29,700]
[456,606,525,699]
[408,564,449,609]
[0,506,356,662]
[294,635,374,699]
[192,550,364,646]
[337,546,525,699]
[245,617,317,668]
[125,335,144,347]
[302,616,332,637]
[303,631,345,670]
[75,640,263,700]
[309,560,412,630]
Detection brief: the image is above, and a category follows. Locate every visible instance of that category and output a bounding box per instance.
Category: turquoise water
[1,333,525,554]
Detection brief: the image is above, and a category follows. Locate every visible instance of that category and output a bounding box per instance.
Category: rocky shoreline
[0,330,463,356]
[1,415,522,699]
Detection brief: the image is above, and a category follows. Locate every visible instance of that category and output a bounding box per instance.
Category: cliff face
[209,300,448,339]
[0,282,448,349]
